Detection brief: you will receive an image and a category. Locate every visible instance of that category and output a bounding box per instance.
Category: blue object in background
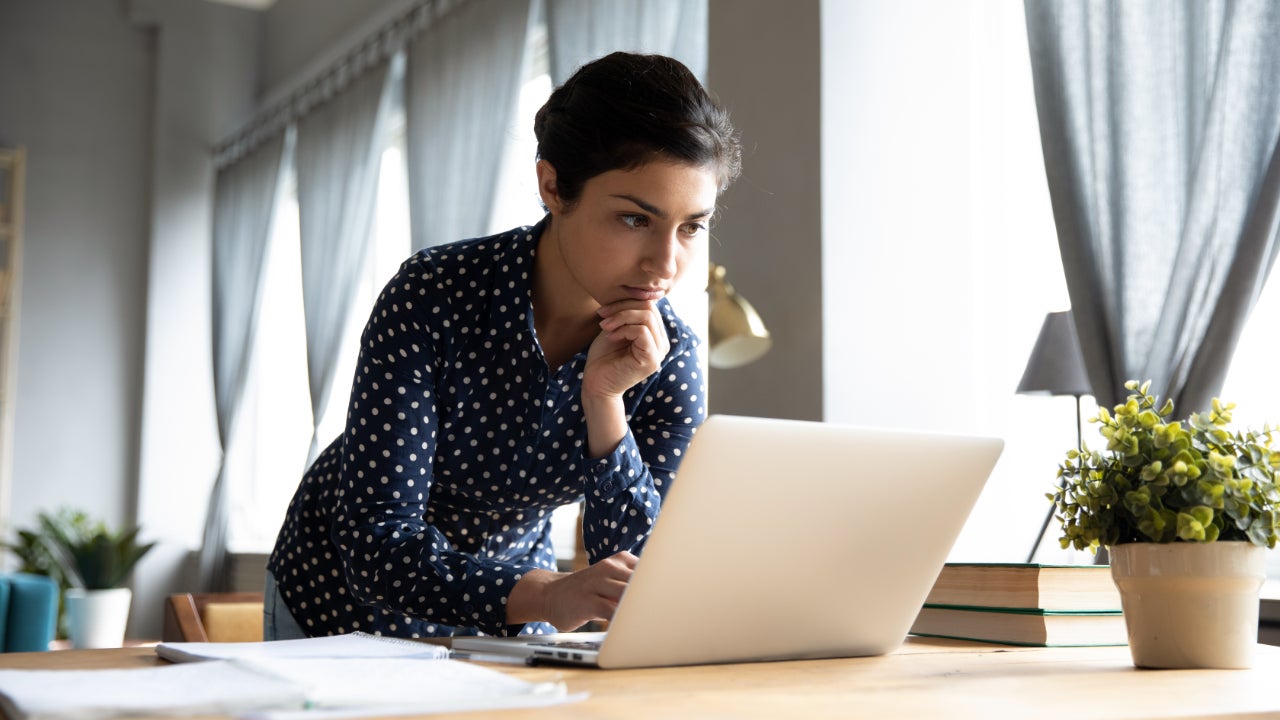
[0,573,58,651]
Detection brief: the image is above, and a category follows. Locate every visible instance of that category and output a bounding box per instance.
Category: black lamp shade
[1017,311,1092,397]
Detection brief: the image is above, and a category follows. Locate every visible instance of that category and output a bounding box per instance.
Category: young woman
[265,52,741,639]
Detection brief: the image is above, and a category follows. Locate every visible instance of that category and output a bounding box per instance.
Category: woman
[265,52,741,639]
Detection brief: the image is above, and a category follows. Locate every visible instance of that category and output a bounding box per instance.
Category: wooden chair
[162,592,264,642]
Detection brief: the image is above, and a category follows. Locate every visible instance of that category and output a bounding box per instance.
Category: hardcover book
[909,604,1127,647]
[924,563,1121,612]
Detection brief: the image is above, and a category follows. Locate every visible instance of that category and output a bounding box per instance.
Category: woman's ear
[536,159,564,215]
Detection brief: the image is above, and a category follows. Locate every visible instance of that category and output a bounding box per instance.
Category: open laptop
[452,414,1003,669]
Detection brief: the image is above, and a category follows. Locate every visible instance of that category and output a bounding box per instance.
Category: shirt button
[464,603,476,614]
[602,481,614,492]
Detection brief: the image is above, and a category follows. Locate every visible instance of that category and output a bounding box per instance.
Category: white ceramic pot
[1110,541,1265,669]
[64,587,133,649]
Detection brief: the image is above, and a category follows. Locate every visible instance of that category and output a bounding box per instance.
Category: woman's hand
[506,551,638,631]
[581,300,670,457]
[584,300,670,399]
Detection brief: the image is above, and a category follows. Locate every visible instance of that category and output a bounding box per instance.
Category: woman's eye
[621,214,649,229]
[681,222,707,237]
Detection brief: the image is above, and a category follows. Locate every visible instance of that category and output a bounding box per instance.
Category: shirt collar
[486,216,547,341]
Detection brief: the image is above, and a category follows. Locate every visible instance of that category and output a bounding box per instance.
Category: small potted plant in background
[1052,380,1280,669]
[4,509,155,648]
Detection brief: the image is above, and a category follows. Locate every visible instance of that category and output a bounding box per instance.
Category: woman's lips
[623,286,667,301]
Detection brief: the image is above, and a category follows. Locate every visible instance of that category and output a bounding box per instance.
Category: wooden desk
[3,637,1280,719]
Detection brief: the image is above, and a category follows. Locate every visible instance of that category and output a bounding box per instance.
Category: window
[227,109,411,553]
[489,22,551,234]
[1221,265,1280,429]
[226,161,310,553]
[1221,263,1280,579]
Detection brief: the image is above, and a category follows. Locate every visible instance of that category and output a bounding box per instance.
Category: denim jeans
[263,570,308,640]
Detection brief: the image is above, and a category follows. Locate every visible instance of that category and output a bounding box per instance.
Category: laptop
[452,414,1003,669]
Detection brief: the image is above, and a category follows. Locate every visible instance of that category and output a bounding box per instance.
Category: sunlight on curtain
[295,59,396,466]
[228,127,411,553]
[1221,263,1280,429]
[314,130,413,447]
[405,0,533,250]
[206,131,288,585]
[227,171,310,553]
[488,71,552,234]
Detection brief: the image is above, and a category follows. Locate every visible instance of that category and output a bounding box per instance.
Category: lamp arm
[1028,393,1087,563]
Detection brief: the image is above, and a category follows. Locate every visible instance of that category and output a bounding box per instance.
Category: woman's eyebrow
[612,194,714,221]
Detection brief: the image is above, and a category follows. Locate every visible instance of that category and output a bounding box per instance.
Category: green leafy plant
[1052,380,1280,551]
[4,508,155,590]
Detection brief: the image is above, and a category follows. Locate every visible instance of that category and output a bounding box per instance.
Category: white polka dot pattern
[267,220,707,638]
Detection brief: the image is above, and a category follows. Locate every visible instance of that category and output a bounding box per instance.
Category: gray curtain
[404,0,533,251]
[203,131,289,591]
[545,0,708,84]
[1024,0,1280,413]
[295,59,396,465]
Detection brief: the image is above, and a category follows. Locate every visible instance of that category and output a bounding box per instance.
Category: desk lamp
[707,263,771,369]
[1017,310,1092,562]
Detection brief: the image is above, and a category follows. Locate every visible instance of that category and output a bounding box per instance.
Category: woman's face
[539,158,719,308]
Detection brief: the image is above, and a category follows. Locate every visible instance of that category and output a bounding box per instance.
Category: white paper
[0,655,582,720]
[237,657,579,719]
[0,661,303,720]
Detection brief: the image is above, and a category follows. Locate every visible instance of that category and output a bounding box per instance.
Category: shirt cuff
[584,431,648,499]
[459,559,535,637]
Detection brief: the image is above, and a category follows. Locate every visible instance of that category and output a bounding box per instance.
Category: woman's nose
[643,233,679,279]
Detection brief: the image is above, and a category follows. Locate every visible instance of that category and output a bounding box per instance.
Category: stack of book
[909,563,1128,647]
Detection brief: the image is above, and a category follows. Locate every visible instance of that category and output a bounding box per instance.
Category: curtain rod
[213,0,465,168]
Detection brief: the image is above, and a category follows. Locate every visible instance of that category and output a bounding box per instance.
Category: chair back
[0,573,58,652]
[162,592,264,642]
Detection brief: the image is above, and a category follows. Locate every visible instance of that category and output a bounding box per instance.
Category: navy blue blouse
[267,220,707,637]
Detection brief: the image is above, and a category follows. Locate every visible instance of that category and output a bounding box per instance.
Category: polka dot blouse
[267,220,707,638]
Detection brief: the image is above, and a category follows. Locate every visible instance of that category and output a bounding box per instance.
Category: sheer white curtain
[1024,0,1280,412]
[204,131,289,590]
[544,0,707,84]
[405,0,533,251]
[295,58,397,465]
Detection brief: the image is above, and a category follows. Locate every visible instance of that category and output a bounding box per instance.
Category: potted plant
[1051,380,1279,669]
[3,509,155,648]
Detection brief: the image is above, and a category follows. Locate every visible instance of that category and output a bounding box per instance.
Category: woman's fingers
[597,301,669,365]
[545,551,639,630]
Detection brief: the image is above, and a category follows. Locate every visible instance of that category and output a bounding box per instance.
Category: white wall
[261,0,414,98]
[128,0,261,638]
[0,0,153,546]
[0,0,265,638]
[706,0,824,420]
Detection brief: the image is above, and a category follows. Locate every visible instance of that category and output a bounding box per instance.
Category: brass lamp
[707,263,771,369]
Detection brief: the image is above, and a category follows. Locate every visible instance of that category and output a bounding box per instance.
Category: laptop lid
[455,414,1003,669]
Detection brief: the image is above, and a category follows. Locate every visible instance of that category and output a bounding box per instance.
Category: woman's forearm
[582,390,627,459]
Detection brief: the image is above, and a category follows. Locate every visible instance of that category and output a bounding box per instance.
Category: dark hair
[534,52,741,207]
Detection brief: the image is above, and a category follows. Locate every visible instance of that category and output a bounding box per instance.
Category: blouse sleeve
[579,324,708,563]
[328,258,533,637]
